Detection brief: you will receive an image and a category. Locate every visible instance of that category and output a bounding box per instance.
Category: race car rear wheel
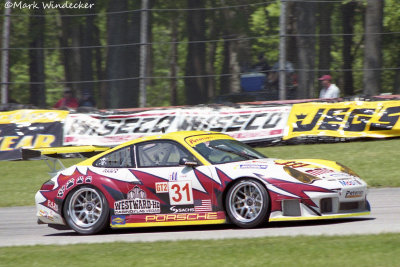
[63,186,109,235]
[225,179,270,228]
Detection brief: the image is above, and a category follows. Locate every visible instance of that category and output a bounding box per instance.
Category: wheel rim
[68,187,103,228]
[228,181,264,223]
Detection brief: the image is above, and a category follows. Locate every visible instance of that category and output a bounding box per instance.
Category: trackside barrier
[1,96,400,160]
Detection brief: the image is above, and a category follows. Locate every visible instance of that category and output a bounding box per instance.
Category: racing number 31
[169,181,193,205]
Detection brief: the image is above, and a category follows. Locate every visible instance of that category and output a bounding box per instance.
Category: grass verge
[1,234,400,267]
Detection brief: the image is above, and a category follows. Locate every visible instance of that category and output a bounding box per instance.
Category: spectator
[253,54,270,74]
[53,87,79,109]
[79,91,96,108]
[318,75,340,98]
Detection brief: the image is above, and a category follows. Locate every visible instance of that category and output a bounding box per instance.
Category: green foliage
[249,4,280,64]
[1,234,400,266]
[2,1,400,107]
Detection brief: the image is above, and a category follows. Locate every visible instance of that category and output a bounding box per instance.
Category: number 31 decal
[169,181,193,205]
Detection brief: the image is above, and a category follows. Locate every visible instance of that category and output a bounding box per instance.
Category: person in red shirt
[53,88,79,109]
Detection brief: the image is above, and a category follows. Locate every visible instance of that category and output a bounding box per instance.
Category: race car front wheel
[225,179,270,228]
[63,186,109,235]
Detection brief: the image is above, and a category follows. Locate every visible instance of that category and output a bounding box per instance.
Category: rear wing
[22,145,111,160]
[21,145,111,176]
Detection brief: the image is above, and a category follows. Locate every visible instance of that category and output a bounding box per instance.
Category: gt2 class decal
[156,181,194,205]
[114,186,161,215]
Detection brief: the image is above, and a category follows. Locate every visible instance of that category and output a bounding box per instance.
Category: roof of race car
[113,130,233,147]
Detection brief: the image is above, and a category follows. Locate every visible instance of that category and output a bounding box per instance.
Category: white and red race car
[33,131,370,234]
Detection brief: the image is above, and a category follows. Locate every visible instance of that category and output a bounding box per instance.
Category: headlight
[336,162,359,177]
[283,166,321,184]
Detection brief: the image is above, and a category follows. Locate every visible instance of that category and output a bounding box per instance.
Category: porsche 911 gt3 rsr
[33,131,370,234]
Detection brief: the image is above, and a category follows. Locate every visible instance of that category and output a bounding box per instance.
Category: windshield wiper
[210,145,259,160]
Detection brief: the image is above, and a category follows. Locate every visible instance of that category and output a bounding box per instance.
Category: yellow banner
[284,101,400,140]
[0,109,69,124]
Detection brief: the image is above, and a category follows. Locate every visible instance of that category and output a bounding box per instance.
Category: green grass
[1,234,400,266]
[0,138,399,207]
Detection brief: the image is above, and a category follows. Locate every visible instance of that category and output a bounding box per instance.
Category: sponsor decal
[85,176,92,183]
[39,209,55,221]
[306,168,334,176]
[77,176,84,184]
[284,101,400,140]
[114,186,161,215]
[111,215,126,225]
[145,212,218,222]
[239,164,268,169]
[169,172,178,181]
[170,206,195,213]
[66,178,75,190]
[275,160,309,168]
[186,135,228,147]
[47,200,58,212]
[339,180,360,186]
[194,199,212,212]
[345,190,364,198]
[57,185,65,197]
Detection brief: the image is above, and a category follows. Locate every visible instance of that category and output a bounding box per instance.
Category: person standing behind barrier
[318,75,340,98]
[53,87,79,109]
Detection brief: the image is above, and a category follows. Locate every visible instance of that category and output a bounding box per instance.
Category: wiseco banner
[64,105,291,146]
[284,101,400,140]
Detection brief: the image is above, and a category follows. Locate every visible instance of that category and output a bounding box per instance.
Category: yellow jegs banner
[284,101,400,140]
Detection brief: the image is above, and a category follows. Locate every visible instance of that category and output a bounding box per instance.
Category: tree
[295,1,317,98]
[184,0,207,105]
[341,1,357,96]
[317,0,333,79]
[29,7,46,107]
[363,0,383,96]
[105,0,140,108]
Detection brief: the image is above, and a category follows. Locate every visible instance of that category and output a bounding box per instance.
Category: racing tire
[225,179,270,228]
[63,186,109,235]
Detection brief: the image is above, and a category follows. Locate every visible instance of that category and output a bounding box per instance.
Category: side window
[136,141,192,167]
[94,145,134,167]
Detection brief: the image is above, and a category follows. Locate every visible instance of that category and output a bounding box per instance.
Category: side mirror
[179,157,198,167]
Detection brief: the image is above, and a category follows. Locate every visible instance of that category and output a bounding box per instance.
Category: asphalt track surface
[0,188,399,247]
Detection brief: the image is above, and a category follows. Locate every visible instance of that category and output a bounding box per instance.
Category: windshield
[193,139,266,164]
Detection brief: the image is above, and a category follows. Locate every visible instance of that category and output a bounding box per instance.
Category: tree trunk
[170,17,178,106]
[341,1,357,96]
[394,54,400,94]
[59,12,81,93]
[295,1,317,99]
[363,0,383,96]
[219,5,241,96]
[105,0,130,108]
[125,0,141,107]
[93,24,106,108]
[318,1,332,77]
[80,1,95,98]
[29,7,46,108]
[184,0,207,105]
